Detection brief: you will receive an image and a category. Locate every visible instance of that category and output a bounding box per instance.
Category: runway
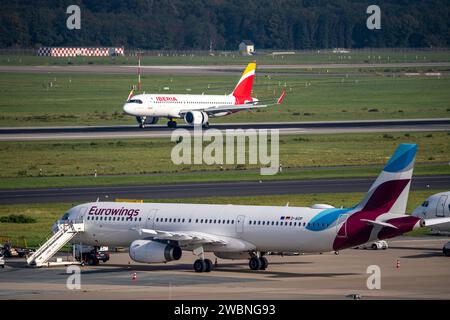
[1,118,449,141]
[1,62,449,75]
[0,175,448,205]
[1,237,449,299]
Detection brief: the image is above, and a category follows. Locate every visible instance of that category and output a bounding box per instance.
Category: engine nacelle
[214,252,250,260]
[184,111,209,126]
[129,240,182,263]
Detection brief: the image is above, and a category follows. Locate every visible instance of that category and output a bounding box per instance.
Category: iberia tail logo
[232,62,256,103]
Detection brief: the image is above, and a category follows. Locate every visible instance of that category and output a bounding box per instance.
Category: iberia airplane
[50,144,450,272]
[122,62,285,128]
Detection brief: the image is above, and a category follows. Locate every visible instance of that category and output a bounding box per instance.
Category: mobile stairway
[27,220,84,267]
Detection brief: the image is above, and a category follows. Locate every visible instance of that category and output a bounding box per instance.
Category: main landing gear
[167,119,177,128]
[192,246,213,273]
[249,253,268,271]
[193,258,214,273]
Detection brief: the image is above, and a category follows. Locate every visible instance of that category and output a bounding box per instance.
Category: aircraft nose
[123,103,135,115]
[411,207,425,217]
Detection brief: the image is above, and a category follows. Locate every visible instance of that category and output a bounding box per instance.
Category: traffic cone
[396,259,400,269]
[127,261,131,269]
[132,272,137,281]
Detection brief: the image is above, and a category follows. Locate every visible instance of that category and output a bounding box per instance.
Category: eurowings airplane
[56,144,450,272]
[122,62,285,128]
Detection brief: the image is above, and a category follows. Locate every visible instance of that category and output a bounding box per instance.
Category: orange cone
[396,259,400,269]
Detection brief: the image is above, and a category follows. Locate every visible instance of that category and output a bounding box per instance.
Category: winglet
[277,90,286,105]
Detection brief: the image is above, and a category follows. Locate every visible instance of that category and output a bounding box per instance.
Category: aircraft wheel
[167,120,177,128]
[249,257,262,270]
[259,257,268,270]
[443,248,450,257]
[202,122,210,129]
[204,259,213,272]
[193,259,206,273]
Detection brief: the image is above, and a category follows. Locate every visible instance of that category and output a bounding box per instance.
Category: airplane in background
[122,62,285,128]
[412,191,450,256]
[412,191,450,232]
[41,144,450,272]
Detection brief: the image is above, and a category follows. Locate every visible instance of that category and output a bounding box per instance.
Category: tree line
[0,0,448,50]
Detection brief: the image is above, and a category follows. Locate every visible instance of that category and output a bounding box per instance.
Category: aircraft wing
[421,217,450,227]
[137,228,227,245]
[178,90,285,116]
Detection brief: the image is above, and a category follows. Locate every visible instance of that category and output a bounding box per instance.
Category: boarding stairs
[27,220,84,267]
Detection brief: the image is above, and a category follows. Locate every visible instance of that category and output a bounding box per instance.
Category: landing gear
[192,246,213,273]
[202,122,210,129]
[194,259,206,272]
[167,120,177,128]
[138,116,146,128]
[193,258,213,273]
[249,254,269,271]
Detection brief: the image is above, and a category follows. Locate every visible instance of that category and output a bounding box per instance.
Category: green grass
[0,70,449,127]
[0,131,448,189]
[0,189,442,248]
[1,49,450,66]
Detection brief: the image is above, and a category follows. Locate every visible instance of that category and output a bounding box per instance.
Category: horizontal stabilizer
[360,219,398,229]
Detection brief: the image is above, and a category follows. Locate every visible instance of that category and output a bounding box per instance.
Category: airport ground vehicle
[0,242,27,258]
[354,240,388,250]
[75,247,110,266]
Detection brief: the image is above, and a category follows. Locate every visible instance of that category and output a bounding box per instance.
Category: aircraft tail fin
[355,143,417,216]
[232,62,256,102]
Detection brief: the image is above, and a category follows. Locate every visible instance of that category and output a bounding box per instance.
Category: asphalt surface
[0,175,448,205]
[1,237,449,299]
[1,119,449,141]
[1,62,449,75]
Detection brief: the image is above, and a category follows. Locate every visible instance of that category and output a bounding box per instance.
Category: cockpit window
[421,201,429,207]
[128,99,143,104]
[61,212,70,220]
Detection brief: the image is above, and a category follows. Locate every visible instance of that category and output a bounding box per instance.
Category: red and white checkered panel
[37,47,125,57]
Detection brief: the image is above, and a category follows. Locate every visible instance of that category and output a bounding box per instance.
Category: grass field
[0,189,442,248]
[0,71,449,127]
[0,131,448,189]
[1,49,450,66]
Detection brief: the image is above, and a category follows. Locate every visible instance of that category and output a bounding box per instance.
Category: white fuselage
[412,191,450,232]
[66,202,340,253]
[123,94,240,119]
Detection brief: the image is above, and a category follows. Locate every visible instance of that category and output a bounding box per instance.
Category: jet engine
[129,240,182,263]
[184,111,209,126]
